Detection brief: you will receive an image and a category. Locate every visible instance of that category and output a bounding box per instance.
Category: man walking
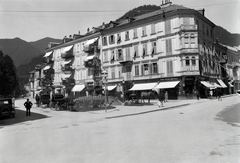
[24,99,33,116]
[164,91,168,103]
[158,91,165,107]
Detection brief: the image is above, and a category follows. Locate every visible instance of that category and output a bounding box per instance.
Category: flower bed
[73,96,105,111]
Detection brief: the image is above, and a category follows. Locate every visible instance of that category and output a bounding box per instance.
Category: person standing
[164,91,168,102]
[35,94,40,107]
[196,90,200,100]
[24,99,33,116]
[158,91,165,107]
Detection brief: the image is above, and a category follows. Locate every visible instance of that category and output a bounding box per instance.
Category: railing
[179,48,198,53]
[180,24,197,31]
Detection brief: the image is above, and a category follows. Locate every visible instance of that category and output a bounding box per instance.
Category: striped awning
[129,83,158,91]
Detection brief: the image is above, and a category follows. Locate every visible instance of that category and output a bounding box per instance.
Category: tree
[0,50,18,97]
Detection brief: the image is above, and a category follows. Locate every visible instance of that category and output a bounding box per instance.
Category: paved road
[0,96,240,163]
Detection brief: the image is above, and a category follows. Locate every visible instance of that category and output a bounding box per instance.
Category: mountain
[0,37,41,67]
[214,26,240,47]
[29,37,62,52]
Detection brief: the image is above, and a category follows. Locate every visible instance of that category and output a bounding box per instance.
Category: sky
[0,0,240,42]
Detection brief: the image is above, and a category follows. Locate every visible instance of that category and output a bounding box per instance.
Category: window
[109,35,115,44]
[133,45,138,57]
[183,18,190,25]
[166,39,172,55]
[142,26,147,36]
[184,35,189,48]
[110,50,115,61]
[142,64,149,75]
[151,24,156,34]
[103,37,108,46]
[133,28,138,38]
[88,68,93,76]
[186,57,190,66]
[118,66,122,78]
[153,63,158,74]
[117,33,121,43]
[165,20,171,34]
[152,42,157,54]
[190,35,195,48]
[125,31,130,40]
[111,67,115,79]
[103,51,108,62]
[117,49,123,60]
[192,57,196,66]
[167,60,173,76]
[125,47,131,60]
[135,65,139,76]
[142,43,148,56]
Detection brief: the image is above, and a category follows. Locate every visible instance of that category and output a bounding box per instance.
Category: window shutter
[141,65,144,75]
[149,63,153,74]
[169,39,172,54]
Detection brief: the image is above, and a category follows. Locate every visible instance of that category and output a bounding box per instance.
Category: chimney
[198,9,205,16]
[78,31,80,35]
[87,28,90,33]
[102,22,105,29]
[161,0,172,8]
[69,35,72,39]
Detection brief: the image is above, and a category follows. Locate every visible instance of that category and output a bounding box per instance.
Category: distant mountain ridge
[29,37,62,52]
[0,37,61,67]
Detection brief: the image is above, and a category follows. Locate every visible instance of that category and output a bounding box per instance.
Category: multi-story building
[29,64,44,98]
[100,0,219,99]
[38,0,239,100]
[44,29,102,97]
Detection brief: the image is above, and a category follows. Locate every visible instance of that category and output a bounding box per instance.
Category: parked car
[0,98,15,118]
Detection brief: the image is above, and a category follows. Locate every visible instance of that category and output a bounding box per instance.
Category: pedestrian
[217,90,222,101]
[164,91,168,102]
[35,94,40,107]
[24,98,33,116]
[158,91,165,107]
[196,90,200,100]
[209,90,213,99]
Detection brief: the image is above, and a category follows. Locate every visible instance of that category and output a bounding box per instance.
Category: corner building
[100,1,217,99]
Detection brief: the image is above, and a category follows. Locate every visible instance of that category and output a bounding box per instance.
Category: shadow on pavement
[124,102,154,106]
[0,108,49,127]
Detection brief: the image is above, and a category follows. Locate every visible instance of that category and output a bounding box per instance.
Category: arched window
[192,57,196,66]
[186,57,190,66]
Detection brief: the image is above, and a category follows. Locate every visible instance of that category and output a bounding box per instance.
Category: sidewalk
[22,94,236,120]
[94,94,236,119]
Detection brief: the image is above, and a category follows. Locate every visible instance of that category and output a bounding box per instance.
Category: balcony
[179,48,198,54]
[29,77,34,82]
[61,65,73,72]
[233,76,240,81]
[119,55,132,64]
[61,45,73,58]
[180,24,197,31]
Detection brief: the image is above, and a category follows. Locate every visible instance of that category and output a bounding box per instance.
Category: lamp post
[101,70,108,112]
[122,79,125,102]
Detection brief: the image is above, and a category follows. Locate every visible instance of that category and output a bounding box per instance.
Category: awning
[155,81,180,89]
[44,51,53,57]
[200,81,214,88]
[212,83,221,88]
[43,65,51,70]
[217,79,227,88]
[229,82,234,87]
[129,83,158,91]
[85,55,95,61]
[62,45,73,54]
[103,85,117,91]
[62,73,71,79]
[85,38,98,46]
[63,59,72,65]
[72,85,85,92]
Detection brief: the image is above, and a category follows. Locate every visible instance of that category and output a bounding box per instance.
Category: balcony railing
[180,24,197,31]
[119,55,132,63]
[61,65,73,72]
[179,48,198,53]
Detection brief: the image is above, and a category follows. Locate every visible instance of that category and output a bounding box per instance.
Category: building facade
[32,0,240,100]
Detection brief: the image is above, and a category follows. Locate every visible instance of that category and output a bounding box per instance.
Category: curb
[105,103,190,119]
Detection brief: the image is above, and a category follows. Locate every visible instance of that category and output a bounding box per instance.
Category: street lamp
[101,70,108,112]
[122,79,125,102]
